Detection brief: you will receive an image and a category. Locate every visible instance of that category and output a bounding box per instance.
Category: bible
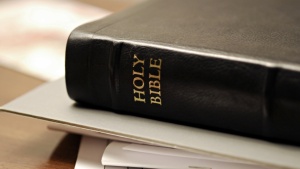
[65,0,300,144]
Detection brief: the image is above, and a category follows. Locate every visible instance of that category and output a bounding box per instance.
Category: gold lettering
[150,96,162,105]
[132,55,163,106]
[133,89,146,103]
[150,58,162,69]
[149,70,160,80]
[133,67,144,77]
[149,80,160,89]
[133,77,144,90]
[133,54,144,67]
[149,89,161,96]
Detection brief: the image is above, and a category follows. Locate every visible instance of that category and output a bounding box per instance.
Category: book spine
[66,35,300,144]
[115,41,268,136]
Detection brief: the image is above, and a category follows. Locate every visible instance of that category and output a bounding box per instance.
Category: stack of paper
[2,78,300,169]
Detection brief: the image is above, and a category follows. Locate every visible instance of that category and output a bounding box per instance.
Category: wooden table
[0,66,82,169]
[0,1,135,168]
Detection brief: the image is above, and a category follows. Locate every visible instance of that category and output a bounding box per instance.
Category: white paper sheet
[102,141,271,169]
[123,143,255,164]
[75,136,107,169]
[75,136,145,169]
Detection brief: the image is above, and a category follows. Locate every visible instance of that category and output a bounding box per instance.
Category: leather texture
[66,0,300,144]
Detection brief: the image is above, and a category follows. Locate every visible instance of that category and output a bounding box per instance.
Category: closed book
[65,0,300,144]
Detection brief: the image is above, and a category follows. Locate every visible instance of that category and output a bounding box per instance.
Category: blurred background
[0,2,145,167]
[0,0,142,81]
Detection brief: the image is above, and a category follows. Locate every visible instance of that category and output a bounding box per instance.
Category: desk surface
[0,66,81,169]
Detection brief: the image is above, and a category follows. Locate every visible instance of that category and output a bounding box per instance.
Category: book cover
[65,0,300,144]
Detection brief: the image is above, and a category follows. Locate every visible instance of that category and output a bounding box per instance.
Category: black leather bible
[66,0,300,144]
